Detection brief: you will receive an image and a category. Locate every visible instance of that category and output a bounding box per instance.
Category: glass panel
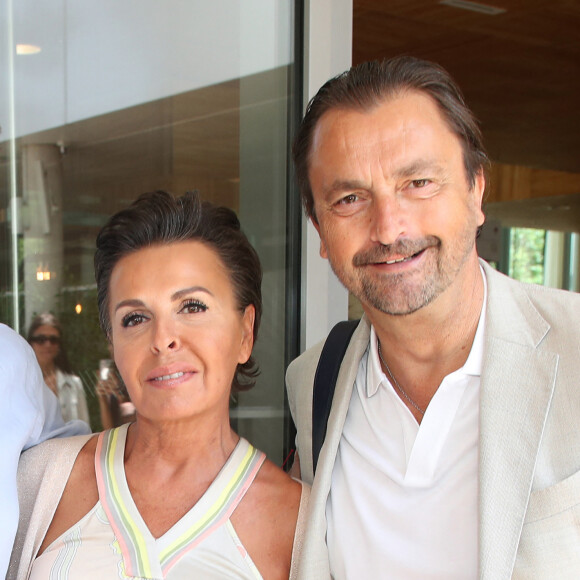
[504,227,580,292]
[0,0,299,464]
[508,227,546,285]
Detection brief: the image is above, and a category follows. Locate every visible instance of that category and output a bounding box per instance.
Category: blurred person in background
[95,356,136,429]
[27,313,90,426]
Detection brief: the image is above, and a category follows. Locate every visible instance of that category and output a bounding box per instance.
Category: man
[0,323,90,578]
[286,56,580,579]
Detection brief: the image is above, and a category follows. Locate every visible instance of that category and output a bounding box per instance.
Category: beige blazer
[286,260,580,579]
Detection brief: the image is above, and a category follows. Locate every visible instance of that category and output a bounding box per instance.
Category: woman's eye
[121,313,146,328]
[182,299,208,314]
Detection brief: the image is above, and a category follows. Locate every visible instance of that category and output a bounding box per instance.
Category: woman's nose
[150,320,180,354]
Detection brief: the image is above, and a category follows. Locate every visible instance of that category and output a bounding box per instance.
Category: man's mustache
[352,237,439,267]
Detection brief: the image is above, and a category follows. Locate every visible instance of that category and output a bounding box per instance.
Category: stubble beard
[328,233,477,316]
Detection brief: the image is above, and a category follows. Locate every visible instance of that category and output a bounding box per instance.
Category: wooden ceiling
[353,0,580,231]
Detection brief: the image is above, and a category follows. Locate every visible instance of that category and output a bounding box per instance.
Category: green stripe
[104,428,153,578]
[159,444,259,565]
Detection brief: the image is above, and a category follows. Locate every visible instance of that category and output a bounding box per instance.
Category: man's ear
[311,219,329,259]
[473,169,486,227]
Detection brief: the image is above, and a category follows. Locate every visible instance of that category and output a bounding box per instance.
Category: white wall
[301,0,352,350]
[1,0,293,138]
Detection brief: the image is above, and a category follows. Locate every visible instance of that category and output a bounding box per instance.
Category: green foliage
[56,287,110,431]
[509,228,546,285]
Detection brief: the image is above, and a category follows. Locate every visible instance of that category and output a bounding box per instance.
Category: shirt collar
[462,265,487,377]
[365,266,487,398]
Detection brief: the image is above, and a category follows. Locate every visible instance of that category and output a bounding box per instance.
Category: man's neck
[369,259,484,359]
[365,258,485,416]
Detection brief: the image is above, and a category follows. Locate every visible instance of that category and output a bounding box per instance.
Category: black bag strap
[312,319,359,474]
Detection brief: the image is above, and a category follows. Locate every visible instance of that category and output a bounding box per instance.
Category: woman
[10,191,307,580]
[27,313,90,426]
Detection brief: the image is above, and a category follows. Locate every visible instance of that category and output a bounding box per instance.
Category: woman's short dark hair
[27,312,73,374]
[292,55,490,222]
[94,190,263,392]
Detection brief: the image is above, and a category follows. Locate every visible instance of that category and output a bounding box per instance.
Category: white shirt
[327,276,487,580]
[0,324,90,579]
[56,369,91,424]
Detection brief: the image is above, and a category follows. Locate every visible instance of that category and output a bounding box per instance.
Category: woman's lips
[152,371,185,381]
[145,365,196,387]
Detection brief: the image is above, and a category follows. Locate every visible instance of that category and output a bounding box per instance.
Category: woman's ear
[238,305,255,364]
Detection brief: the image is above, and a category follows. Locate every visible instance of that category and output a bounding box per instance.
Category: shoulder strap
[312,320,359,474]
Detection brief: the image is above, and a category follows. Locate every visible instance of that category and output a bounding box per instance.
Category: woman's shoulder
[20,432,95,475]
[56,369,83,387]
[232,455,306,579]
[13,433,99,576]
[255,457,304,498]
[254,459,310,542]
[18,433,97,511]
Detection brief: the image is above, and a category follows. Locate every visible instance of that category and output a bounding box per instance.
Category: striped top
[29,424,266,580]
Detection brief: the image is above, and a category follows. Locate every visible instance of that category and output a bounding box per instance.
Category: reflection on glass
[0,0,298,463]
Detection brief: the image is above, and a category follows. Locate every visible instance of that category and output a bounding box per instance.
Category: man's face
[308,91,485,316]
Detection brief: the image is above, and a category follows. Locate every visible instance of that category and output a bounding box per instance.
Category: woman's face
[30,324,60,368]
[108,241,255,425]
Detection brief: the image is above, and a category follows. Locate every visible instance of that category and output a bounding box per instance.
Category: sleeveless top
[29,424,267,579]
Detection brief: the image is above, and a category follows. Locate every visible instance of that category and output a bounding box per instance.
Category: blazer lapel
[479,264,558,580]
[298,318,370,579]
[314,317,370,496]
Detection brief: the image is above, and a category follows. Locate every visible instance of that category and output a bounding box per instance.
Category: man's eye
[337,194,359,205]
[411,179,430,188]
[121,313,146,328]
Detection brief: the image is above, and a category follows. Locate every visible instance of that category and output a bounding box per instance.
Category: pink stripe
[94,431,136,577]
[162,455,265,575]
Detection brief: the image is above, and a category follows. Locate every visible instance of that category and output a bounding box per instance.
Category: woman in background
[27,313,90,426]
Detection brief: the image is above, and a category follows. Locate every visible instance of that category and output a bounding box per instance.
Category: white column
[567,233,580,292]
[301,0,352,350]
[22,144,64,328]
[543,230,565,289]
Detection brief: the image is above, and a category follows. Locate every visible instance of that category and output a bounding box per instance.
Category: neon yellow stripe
[159,445,256,561]
[106,428,153,578]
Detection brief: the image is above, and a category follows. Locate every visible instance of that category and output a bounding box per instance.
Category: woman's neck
[125,417,239,475]
[41,362,57,377]
[41,363,58,394]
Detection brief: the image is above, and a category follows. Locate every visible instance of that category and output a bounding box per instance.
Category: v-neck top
[29,424,266,580]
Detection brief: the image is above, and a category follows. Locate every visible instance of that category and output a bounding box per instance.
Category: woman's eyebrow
[114,298,145,313]
[171,286,214,301]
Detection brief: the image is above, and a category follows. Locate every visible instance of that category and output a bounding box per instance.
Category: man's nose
[369,194,407,246]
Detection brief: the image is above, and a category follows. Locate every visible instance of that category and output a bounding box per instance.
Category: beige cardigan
[8,433,308,580]
[8,434,93,580]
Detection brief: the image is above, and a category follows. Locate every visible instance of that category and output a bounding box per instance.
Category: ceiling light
[16,44,42,55]
[439,0,506,15]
